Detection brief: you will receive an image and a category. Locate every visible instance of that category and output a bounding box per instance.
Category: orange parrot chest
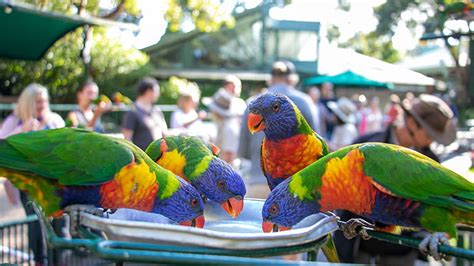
[319,149,377,215]
[100,162,159,211]
[262,134,322,179]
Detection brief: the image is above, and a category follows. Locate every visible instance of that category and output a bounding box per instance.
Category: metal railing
[0,103,178,133]
[0,215,38,265]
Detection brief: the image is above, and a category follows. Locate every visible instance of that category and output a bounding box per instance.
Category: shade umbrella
[0,2,138,60]
[304,70,394,89]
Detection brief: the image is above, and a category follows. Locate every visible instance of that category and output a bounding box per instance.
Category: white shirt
[330,123,358,151]
[169,109,208,140]
[170,109,198,128]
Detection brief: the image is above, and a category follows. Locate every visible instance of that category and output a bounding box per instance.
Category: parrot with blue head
[247,92,329,190]
[262,143,474,259]
[146,135,246,218]
[0,128,205,227]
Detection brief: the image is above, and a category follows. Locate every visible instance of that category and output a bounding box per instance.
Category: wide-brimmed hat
[203,88,239,117]
[401,94,456,146]
[327,97,357,124]
[223,75,242,96]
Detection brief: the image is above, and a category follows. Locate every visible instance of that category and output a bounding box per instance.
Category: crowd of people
[0,60,459,265]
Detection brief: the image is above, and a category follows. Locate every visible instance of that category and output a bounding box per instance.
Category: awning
[0,2,138,60]
[317,48,436,87]
[304,70,394,89]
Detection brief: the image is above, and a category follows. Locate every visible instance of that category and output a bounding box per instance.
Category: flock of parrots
[0,92,472,260]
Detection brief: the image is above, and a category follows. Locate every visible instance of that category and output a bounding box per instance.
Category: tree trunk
[444,38,469,106]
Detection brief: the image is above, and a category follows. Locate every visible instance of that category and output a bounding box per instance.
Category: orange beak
[179,215,205,228]
[220,197,244,218]
[248,113,265,134]
[262,220,291,233]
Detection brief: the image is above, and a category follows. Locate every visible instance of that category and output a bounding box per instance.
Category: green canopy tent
[303,70,394,89]
[0,2,138,60]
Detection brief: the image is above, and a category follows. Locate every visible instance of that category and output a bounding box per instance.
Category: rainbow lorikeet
[262,143,474,258]
[145,135,246,218]
[0,128,205,227]
[93,94,111,105]
[247,93,329,190]
[112,92,133,106]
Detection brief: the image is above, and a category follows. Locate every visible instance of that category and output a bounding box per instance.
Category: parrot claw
[339,218,373,240]
[418,232,451,261]
[64,204,104,237]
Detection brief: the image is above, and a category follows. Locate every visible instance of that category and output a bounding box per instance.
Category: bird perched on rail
[146,135,246,218]
[247,93,329,190]
[0,128,205,228]
[262,143,474,259]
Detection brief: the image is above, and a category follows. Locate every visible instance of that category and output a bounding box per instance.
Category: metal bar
[5,226,9,263]
[307,250,317,261]
[26,223,30,266]
[74,223,328,258]
[87,237,327,258]
[367,230,474,261]
[92,241,323,266]
[13,223,17,265]
[1,226,3,263]
[420,31,474,40]
[0,215,38,228]
[19,223,24,265]
[0,103,177,112]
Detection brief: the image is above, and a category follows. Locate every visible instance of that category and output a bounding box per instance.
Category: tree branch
[100,0,126,19]
[443,38,468,87]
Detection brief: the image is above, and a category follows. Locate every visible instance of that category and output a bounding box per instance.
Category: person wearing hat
[334,93,457,264]
[327,97,358,151]
[238,61,319,199]
[205,76,246,164]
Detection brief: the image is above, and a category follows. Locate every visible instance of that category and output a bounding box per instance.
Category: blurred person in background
[169,82,208,140]
[363,96,383,134]
[319,82,337,138]
[0,83,65,265]
[352,94,367,134]
[239,61,318,199]
[205,76,246,165]
[327,97,358,151]
[335,94,457,264]
[122,77,168,150]
[307,86,328,139]
[383,94,401,127]
[67,81,109,133]
[0,83,65,138]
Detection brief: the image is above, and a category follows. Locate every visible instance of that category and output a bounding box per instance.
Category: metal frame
[30,204,338,265]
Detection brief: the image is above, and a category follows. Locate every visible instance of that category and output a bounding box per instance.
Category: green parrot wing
[361,143,474,212]
[1,128,134,186]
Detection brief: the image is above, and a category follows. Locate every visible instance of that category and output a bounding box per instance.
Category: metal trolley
[2,199,474,265]
[3,199,342,265]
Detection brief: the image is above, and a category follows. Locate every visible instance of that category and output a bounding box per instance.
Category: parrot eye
[217,180,225,189]
[191,198,199,207]
[272,104,280,112]
[269,203,279,215]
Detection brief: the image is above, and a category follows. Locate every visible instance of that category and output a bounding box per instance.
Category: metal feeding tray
[79,198,338,250]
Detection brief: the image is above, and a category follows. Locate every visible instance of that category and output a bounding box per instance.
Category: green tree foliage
[373,0,472,103]
[165,0,236,32]
[1,0,244,102]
